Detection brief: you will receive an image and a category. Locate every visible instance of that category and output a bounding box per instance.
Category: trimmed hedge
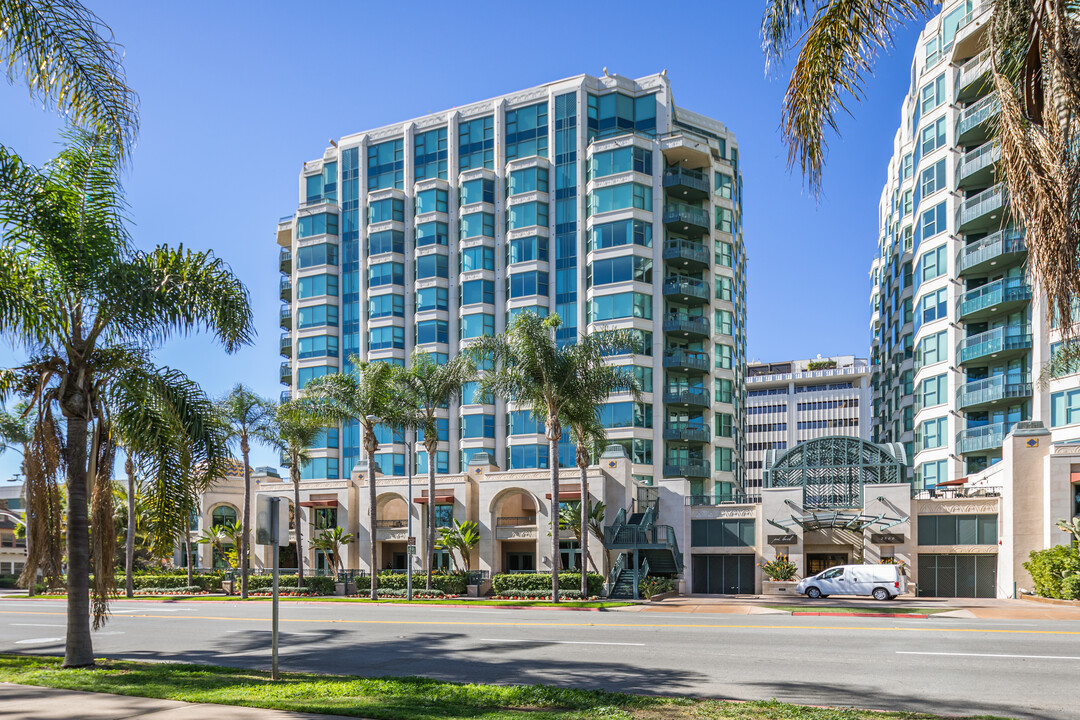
[135,586,207,595]
[492,572,603,597]
[360,572,468,595]
[1024,546,1080,599]
[247,575,337,595]
[494,589,593,600]
[250,586,319,597]
[116,573,224,592]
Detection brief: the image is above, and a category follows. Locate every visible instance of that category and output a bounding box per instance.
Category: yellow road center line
[1,609,1079,635]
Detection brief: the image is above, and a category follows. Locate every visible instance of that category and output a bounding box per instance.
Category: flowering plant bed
[133,587,210,596]
[350,589,458,599]
[494,590,596,600]
[250,590,322,597]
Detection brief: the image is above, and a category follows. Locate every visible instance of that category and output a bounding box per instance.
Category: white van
[795,564,907,601]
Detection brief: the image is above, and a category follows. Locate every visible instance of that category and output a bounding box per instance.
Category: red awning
[414,493,454,504]
[300,499,338,508]
[1071,466,1080,483]
[545,490,582,500]
[936,477,969,487]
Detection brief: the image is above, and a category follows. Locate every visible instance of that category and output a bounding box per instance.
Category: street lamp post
[405,433,414,601]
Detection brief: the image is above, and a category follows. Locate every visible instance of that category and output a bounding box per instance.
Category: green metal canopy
[763,436,907,510]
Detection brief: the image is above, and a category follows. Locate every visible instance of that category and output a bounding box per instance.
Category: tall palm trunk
[185,534,193,586]
[239,435,250,599]
[425,436,437,590]
[24,456,34,598]
[579,462,588,598]
[125,457,135,598]
[547,420,560,603]
[63,415,93,667]
[292,458,304,588]
[365,432,378,600]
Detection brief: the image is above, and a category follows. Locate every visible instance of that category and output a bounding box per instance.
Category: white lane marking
[897,651,1080,661]
[10,623,63,627]
[92,631,124,636]
[480,638,645,646]
[110,608,182,613]
[14,637,63,645]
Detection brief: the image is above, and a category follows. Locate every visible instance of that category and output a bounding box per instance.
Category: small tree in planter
[761,555,798,581]
[436,519,479,572]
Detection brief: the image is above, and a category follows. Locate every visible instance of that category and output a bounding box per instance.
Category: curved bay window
[211,505,237,528]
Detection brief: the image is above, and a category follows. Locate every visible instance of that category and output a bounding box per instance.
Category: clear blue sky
[0,1,929,478]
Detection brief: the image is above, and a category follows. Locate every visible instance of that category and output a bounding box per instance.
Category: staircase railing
[606,552,627,597]
[604,506,628,545]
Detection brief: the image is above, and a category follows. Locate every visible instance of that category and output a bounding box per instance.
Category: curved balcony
[662,275,709,305]
[957,325,1032,365]
[662,388,710,408]
[956,277,1031,321]
[662,203,709,236]
[956,49,991,103]
[279,362,292,386]
[957,421,1013,455]
[662,239,710,271]
[662,422,710,444]
[279,333,291,358]
[279,248,292,274]
[957,228,1025,276]
[663,458,710,478]
[279,277,292,302]
[662,167,709,201]
[956,375,1032,412]
[956,141,1000,189]
[957,183,1008,233]
[279,306,292,330]
[662,313,709,339]
[279,390,291,404]
[663,349,710,373]
[956,93,1001,145]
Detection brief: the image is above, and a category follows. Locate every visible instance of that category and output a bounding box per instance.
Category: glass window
[368,261,404,287]
[921,116,947,155]
[714,172,732,199]
[369,325,404,350]
[715,343,733,369]
[460,177,495,206]
[717,241,733,267]
[415,450,449,475]
[506,201,549,230]
[415,253,449,280]
[588,219,652,250]
[507,166,549,195]
[297,335,338,359]
[297,274,338,299]
[297,243,338,268]
[507,443,549,470]
[507,235,548,264]
[414,128,448,181]
[415,319,449,345]
[598,401,652,429]
[506,410,542,435]
[715,309,733,336]
[715,276,733,301]
[920,73,946,116]
[367,230,404,256]
[918,513,997,545]
[298,304,338,329]
[919,374,948,408]
[297,366,332,389]
[507,305,549,325]
[460,245,495,272]
[1051,389,1080,427]
[587,182,652,216]
[461,413,495,439]
[211,505,237,528]
[368,197,404,224]
[460,212,495,239]
[508,271,549,299]
[715,206,733,233]
[715,446,733,472]
[368,138,404,190]
[461,381,492,406]
[917,244,948,285]
[416,418,449,443]
[916,287,948,328]
[608,437,653,464]
[690,519,754,547]
[715,377,733,403]
[505,102,548,160]
[367,293,404,320]
[416,221,448,248]
[915,330,948,369]
[459,115,494,170]
[414,187,448,215]
[587,292,652,321]
[460,313,494,339]
[298,212,339,238]
[300,457,340,480]
[916,416,948,451]
[373,453,405,476]
[461,279,494,306]
[921,158,946,197]
[416,286,448,312]
[461,447,494,468]
[587,146,652,179]
[588,256,652,286]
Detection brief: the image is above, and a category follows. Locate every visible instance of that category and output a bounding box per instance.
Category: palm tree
[217,385,273,600]
[122,456,136,598]
[303,359,399,600]
[196,524,236,570]
[0,128,251,667]
[394,349,475,590]
[436,519,480,572]
[471,312,634,602]
[1,0,139,161]
[311,526,354,579]
[558,499,608,577]
[762,1,1080,364]
[263,400,328,588]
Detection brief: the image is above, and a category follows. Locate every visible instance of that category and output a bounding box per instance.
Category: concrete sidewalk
[0,683,355,719]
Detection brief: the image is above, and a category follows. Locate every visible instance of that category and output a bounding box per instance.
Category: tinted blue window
[460,178,495,206]
[298,213,339,238]
[297,243,339,268]
[460,212,495,239]
[460,313,494,339]
[416,221,448,247]
[588,146,652,178]
[415,187,448,214]
[507,410,542,435]
[297,366,333,389]
[458,116,494,170]
[298,304,338,329]
[508,271,549,298]
[507,235,548,264]
[589,255,652,286]
[416,286,448,311]
[416,418,449,442]
[368,198,404,224]
[298,274,338,298]
[414,128,448,181]
[506,201,548,230]
[507,444,549,469]
[507,166,549,195]
[369,325,404,350]
[368,139,404,190]
[461,413,495,439]
[416,319,449,344]
[373,452,405,476]
[587,219,652,250]
[415,450,449,474]
[505,102,548,160]
[368,262,404,287]
[367,293,404,319]
[461,279,494,306]
[460,246,494,272]
[368,230,404,256]
[298,335,339,360]
[415,253,449,279]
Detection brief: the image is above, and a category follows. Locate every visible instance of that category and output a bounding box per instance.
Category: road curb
[791,611,928,618]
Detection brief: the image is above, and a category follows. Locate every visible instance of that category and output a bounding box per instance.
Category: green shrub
[359,572,468,595]
[638,576,677,599]
[0,575,19,589]
[249,586,320,596]
[135,586,205,595]
[492,572,603,597]
[494,589,590,600]
[117,573,224,592]
[361,588,449,598]
[246,575,336,595]
[1024,545,1080,599]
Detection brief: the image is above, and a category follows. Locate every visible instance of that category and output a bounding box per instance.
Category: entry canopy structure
[763,436,907,510]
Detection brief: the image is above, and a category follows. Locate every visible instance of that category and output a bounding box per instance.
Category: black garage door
[917,554,997,597]
[691,554,755,594]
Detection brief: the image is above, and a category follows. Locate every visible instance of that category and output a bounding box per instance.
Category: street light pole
[405,433,414,601]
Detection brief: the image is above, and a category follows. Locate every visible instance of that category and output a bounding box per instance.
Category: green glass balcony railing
[957,421,1013,455]
[662,350,710,373]
[956,93,1001,141]
[662,388,710,407]
[955,49,991,101]
[956,375,1032,411]
[279,333,292,358]
[279,362,292,386]
[956,227,1025,275]
[957,325,1032,364]
[956,141,1000,185]
[662,275,709,302]
[279,306,292,330]
[662,167,709,196]
[662,422,710,443]
[957,183,1008,230]
[662,459,710,478]
[279,277,291,302]
[662,203,710,231]
[662,313,709,337]
[279,248,292,274]
[957,276,1031,319]
[662,239,710,266]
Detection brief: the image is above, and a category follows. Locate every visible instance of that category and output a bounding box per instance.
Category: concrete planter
[762,580,799,596]
[334,582,345,596]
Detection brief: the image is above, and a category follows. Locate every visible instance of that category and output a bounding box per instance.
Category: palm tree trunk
[240,435,250,600]
[125,458,135,599]
[579,463,588,598]
[549,434,560,603]
[186,534,193,587]
[366,436,378,601]
[425,438,437,591]
[292,460,304,589]
[63,415,94,667]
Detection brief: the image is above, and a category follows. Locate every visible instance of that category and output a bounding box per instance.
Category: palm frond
[0,0,139,160]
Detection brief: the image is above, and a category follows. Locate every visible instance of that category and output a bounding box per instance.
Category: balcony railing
[496,515,537,527]
[957,183,1008,229]
[279,306,292,330]
[301,196,338,208]
[279,248,292,274]
[958,325,1032,364]
[663,459,710,478]
[279,334,291,358]
[662,167,709,196]
[957,276,1031,319]
[956,141,1000,184]
[956,49,991,99]
[957,227,1025,274]
[956,375,1032,410]
[956,93,1001,140]
[279,277,292,302]
[279,391,291,404]
[662,314,709,336]
[662,203,709,231]
[279,362,292,385]
[662,350,710,373]
[662,239,710,266]
[662,422,710,443]
[662,275,709,302]
[662,388,710,407]
[957,422,1014,455]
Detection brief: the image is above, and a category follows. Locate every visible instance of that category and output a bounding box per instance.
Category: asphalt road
[1,599,1079,720]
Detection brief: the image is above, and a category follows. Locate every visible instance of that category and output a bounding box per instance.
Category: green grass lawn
[0,655,1010,720]
[766,605,947,615]
[10,594,632,609]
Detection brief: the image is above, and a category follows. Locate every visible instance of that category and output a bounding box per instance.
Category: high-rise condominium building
[745,356,872,498]
[870,0,1080,486]
[277,72,747,505]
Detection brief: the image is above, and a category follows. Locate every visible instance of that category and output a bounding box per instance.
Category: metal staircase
[604,497,683,599]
